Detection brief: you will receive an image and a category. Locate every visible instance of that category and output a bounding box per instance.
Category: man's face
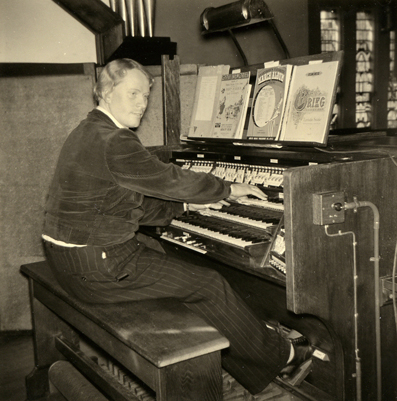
[105,68,151,128]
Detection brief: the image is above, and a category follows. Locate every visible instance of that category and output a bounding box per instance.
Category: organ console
[143,138,397,401]
[128,53,397,401]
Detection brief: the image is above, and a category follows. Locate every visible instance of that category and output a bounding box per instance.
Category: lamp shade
[200,0,273,34]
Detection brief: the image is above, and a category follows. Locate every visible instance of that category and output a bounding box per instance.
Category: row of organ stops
[109,0,155,37]
[180,160,285,187]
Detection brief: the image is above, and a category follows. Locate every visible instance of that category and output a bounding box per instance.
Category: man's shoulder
[86,110,137,138]
[70,109,142,150]
[78,109,122,137]
[106,127,144,154]
[87,108,115,126]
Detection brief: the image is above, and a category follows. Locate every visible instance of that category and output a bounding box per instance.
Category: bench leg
[26,279,78,400]
[157,352,223,401]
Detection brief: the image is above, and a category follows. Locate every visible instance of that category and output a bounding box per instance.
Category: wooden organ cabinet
[147,56,397,401]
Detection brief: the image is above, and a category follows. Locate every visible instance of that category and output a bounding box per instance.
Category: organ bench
[21,260,230,401]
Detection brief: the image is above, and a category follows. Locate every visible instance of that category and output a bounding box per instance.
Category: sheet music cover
[187,65,230,140]
[186,53,341,146]
[246,65,293,140]
[212,72,251,139]
[279,61,339,144]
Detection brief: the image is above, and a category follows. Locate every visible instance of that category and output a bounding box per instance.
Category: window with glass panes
[310,0,396,132]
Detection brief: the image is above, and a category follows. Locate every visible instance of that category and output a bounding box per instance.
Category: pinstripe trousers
[43,236,290,395]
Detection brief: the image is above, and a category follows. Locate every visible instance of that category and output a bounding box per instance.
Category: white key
[236,198,284,211]
[197,209,272,230]
[170,220,252,248]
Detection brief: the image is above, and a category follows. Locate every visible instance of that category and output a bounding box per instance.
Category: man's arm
[139,196,184,226]
[106,129,231,204]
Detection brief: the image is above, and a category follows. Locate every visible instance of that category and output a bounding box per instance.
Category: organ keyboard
[160,199,285,278]
[158,149,316,283]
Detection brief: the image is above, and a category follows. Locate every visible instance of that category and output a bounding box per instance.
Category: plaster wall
[1,0,309,65]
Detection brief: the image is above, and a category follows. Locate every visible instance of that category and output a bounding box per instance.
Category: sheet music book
[212,72,251,139]
[186,52,341,146]
[278,61,339,143]
[246,65,293,140]
[187,64,230,139]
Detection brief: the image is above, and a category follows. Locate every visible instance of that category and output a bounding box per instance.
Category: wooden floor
[0,333,309,401]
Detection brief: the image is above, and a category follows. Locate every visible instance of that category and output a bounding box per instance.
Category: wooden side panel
[284,157,397,313]
[157,353,222,401]
[162,55,181,146]
[138,61,198,148]
[284,157,397,400]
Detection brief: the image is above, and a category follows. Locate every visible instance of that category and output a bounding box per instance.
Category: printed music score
[186,53,341,146]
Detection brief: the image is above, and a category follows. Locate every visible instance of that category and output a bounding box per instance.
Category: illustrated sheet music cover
[212,72,251,139]
[247,65,293,140]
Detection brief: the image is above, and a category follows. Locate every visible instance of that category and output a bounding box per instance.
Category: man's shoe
[279,336,313,386]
